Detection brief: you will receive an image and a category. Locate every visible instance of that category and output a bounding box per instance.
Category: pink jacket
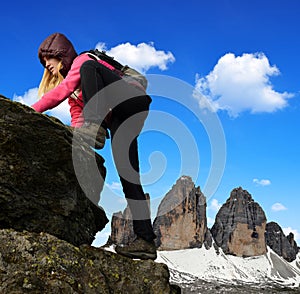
[32,54,115,127]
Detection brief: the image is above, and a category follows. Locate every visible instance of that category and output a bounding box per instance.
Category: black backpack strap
[80,49,124,71]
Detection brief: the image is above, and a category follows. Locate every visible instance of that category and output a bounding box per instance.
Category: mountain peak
[228,186,254,202]
[153,176,211,250]
[212,187,267,257]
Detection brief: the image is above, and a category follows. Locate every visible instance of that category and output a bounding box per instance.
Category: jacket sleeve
[68,98,85,127]
[31,54,91,112]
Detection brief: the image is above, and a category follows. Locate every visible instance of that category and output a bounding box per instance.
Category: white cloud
[13,87,39,106]
[45,100,71,125]
[13,87,71,125]
[208,199,222,212]
[96,42,175,73]
[95,42,106,51]
[253,178,271,186]
[271,202,287,212]
[282,227,300,242]
[194,52,293,117]
[106,182,122,191]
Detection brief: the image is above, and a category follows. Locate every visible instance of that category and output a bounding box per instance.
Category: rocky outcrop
[287,233,299,255]
[153,176,211,250]
[110,207,136,245]
[110,194,150,245]
[0,97,108,246]
[211,187,267,257]
[0,97,180,293]
[265,222,298,262]
[0,229,180,294]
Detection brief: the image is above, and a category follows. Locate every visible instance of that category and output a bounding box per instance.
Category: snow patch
[156,245,300,288]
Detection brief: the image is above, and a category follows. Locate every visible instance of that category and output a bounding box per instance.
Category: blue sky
[2,0,300,245]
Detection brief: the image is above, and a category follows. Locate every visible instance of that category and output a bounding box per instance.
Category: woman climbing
[32,32,157,260]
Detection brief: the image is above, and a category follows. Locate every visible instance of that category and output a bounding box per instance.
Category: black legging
[80,60,156,242]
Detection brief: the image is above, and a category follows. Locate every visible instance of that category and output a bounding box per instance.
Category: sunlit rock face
[153,176,211,250]
[0,229,180,293]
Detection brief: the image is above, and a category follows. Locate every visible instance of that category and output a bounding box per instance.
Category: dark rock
[211,187,267,257]
[0,97,108,246]
[0,229,180,293]
[0,94,9,99]
[287,233,299,255]
[204,229,213,250]
[153,176,209,250]
[265,222,298,262]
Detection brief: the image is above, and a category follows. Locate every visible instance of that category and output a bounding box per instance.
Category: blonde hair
[38,61,64,97]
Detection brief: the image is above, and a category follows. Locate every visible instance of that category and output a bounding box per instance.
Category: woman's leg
[81,60,155,242]
[109,99,156,243]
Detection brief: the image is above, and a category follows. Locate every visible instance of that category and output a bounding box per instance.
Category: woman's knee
[80,60,98,75]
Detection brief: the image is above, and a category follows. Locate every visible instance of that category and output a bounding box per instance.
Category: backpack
[82,49,148,90]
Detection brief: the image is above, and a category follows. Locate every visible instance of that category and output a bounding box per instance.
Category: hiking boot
[76,121,106,149]
[115,237,157,260]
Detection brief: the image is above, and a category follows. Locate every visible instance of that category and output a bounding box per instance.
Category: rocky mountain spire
[211,187,267,257]
[153,176,211,250]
